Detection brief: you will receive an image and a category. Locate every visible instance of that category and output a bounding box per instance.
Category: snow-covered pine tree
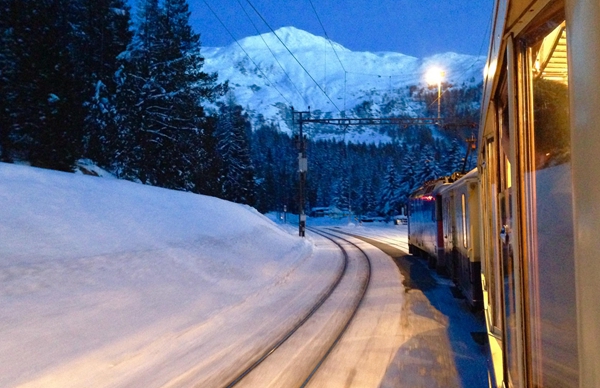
[216,100,255,205]
[378,161,401,217]
[443,137,465,175]
[82,0,132,167]
[331,175,351,212]
[398,148,419,201]
[416,144,443,184]
[357,180,377,217]
[114,0,225,188]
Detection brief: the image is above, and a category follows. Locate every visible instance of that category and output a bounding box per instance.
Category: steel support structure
[296,116,476,129]
[290,111,477,237]
[292,108,309,237]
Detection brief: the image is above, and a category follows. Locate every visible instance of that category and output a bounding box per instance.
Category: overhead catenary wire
[307,0,346,74]
[307,0,347,111]
[245,0,342,113]
[235,0,308,106]
[201,0,292,106]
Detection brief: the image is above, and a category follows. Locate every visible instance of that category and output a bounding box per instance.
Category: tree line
[0,0,256,202]
[251,122,474,217]
[0,0,477,216]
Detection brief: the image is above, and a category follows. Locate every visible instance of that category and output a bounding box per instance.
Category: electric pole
[292,107,309,237]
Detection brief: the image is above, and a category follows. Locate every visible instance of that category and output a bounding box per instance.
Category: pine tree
[0,0,17,161]
[217,100,255,205]
[357,180,377,216]
[2,0,88,171]
[379,161,401,217]
[113,0,225,187]
[444,137,465,175]
[416,144,444,185]
[82,0,132,166]
[192,115,222,196]
[331,175,351,211]
[398,148,419,201]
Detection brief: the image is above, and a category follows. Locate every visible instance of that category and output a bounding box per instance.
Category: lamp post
[426,68,445,123]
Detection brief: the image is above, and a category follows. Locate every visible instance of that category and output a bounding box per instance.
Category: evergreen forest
[0,0,479,219]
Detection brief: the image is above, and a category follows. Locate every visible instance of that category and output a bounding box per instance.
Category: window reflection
[533,78,570,169]
[526,22,579,388]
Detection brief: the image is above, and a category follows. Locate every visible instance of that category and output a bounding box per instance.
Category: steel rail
[300,227,373,387]
[224,229,350,387]
[329,228,411,253]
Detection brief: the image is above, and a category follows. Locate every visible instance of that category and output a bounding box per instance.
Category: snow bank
[0,163,312,387]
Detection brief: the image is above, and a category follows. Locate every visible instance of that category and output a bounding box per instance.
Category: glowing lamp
[425,67,445,86]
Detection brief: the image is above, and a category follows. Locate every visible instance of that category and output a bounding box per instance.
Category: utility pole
[292,107,309,237]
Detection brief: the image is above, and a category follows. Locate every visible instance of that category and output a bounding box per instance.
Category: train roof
[439,168,478,194]
[409,173,463,199]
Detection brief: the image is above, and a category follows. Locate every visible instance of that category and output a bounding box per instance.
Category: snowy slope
[0,162,318,386]
[202,26,485,136]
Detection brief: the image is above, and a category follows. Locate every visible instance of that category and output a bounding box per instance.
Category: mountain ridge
[202,27,485,142]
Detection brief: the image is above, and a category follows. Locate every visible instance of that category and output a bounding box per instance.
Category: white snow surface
[0,163,488,387]
[0,162,322,387]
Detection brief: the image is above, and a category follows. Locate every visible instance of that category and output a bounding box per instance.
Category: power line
[235,0,308,106]
[306,0,346,73]
[307,0,347,111]
[201,0,292,106]
[245,0,342,113]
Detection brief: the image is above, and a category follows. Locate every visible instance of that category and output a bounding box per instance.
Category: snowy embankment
[0,163,334,387]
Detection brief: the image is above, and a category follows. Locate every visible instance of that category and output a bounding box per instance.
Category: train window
[522,18,579,388]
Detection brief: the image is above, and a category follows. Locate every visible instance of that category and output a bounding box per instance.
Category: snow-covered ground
[0,162,332,387]
[1,162,486,387]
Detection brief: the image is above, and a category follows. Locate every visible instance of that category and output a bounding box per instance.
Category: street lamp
[426,67,445,123]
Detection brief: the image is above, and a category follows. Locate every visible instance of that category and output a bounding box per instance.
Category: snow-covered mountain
[202,26,485,141]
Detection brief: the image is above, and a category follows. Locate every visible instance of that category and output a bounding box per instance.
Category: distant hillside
[202,26,485,143]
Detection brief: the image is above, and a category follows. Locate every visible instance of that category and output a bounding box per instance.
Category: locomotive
[409,0,600,386]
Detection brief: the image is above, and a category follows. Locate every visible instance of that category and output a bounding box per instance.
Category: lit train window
[523,18,579,388]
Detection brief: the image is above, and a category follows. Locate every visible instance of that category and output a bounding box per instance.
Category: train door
[481,136,502,333]
[446,191,458,280]
[496,62,526,387]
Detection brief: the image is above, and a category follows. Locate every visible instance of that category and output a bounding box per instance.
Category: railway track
[326,227,410,254]
[225,227,372,387]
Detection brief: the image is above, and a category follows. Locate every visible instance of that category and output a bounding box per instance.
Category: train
[408,0,600,387]
[408,169,483,311]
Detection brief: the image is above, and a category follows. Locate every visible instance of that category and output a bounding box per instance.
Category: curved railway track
[301,227,372,387]
[225,227,372,387]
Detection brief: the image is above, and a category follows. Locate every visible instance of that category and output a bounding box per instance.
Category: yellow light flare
[425,67,445,85]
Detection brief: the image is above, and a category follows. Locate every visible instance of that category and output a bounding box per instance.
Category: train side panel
[448,170,482,310]
[477,0,588,386]
[407,191,437,260]
[408,179,450,269]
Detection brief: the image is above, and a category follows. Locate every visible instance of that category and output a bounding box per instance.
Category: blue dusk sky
[187,0,495,58]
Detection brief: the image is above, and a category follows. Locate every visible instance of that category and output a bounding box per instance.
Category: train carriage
[406,1,600,386]
[407,177,452,269]
[475,0,600,386]
[439,169,483,310]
